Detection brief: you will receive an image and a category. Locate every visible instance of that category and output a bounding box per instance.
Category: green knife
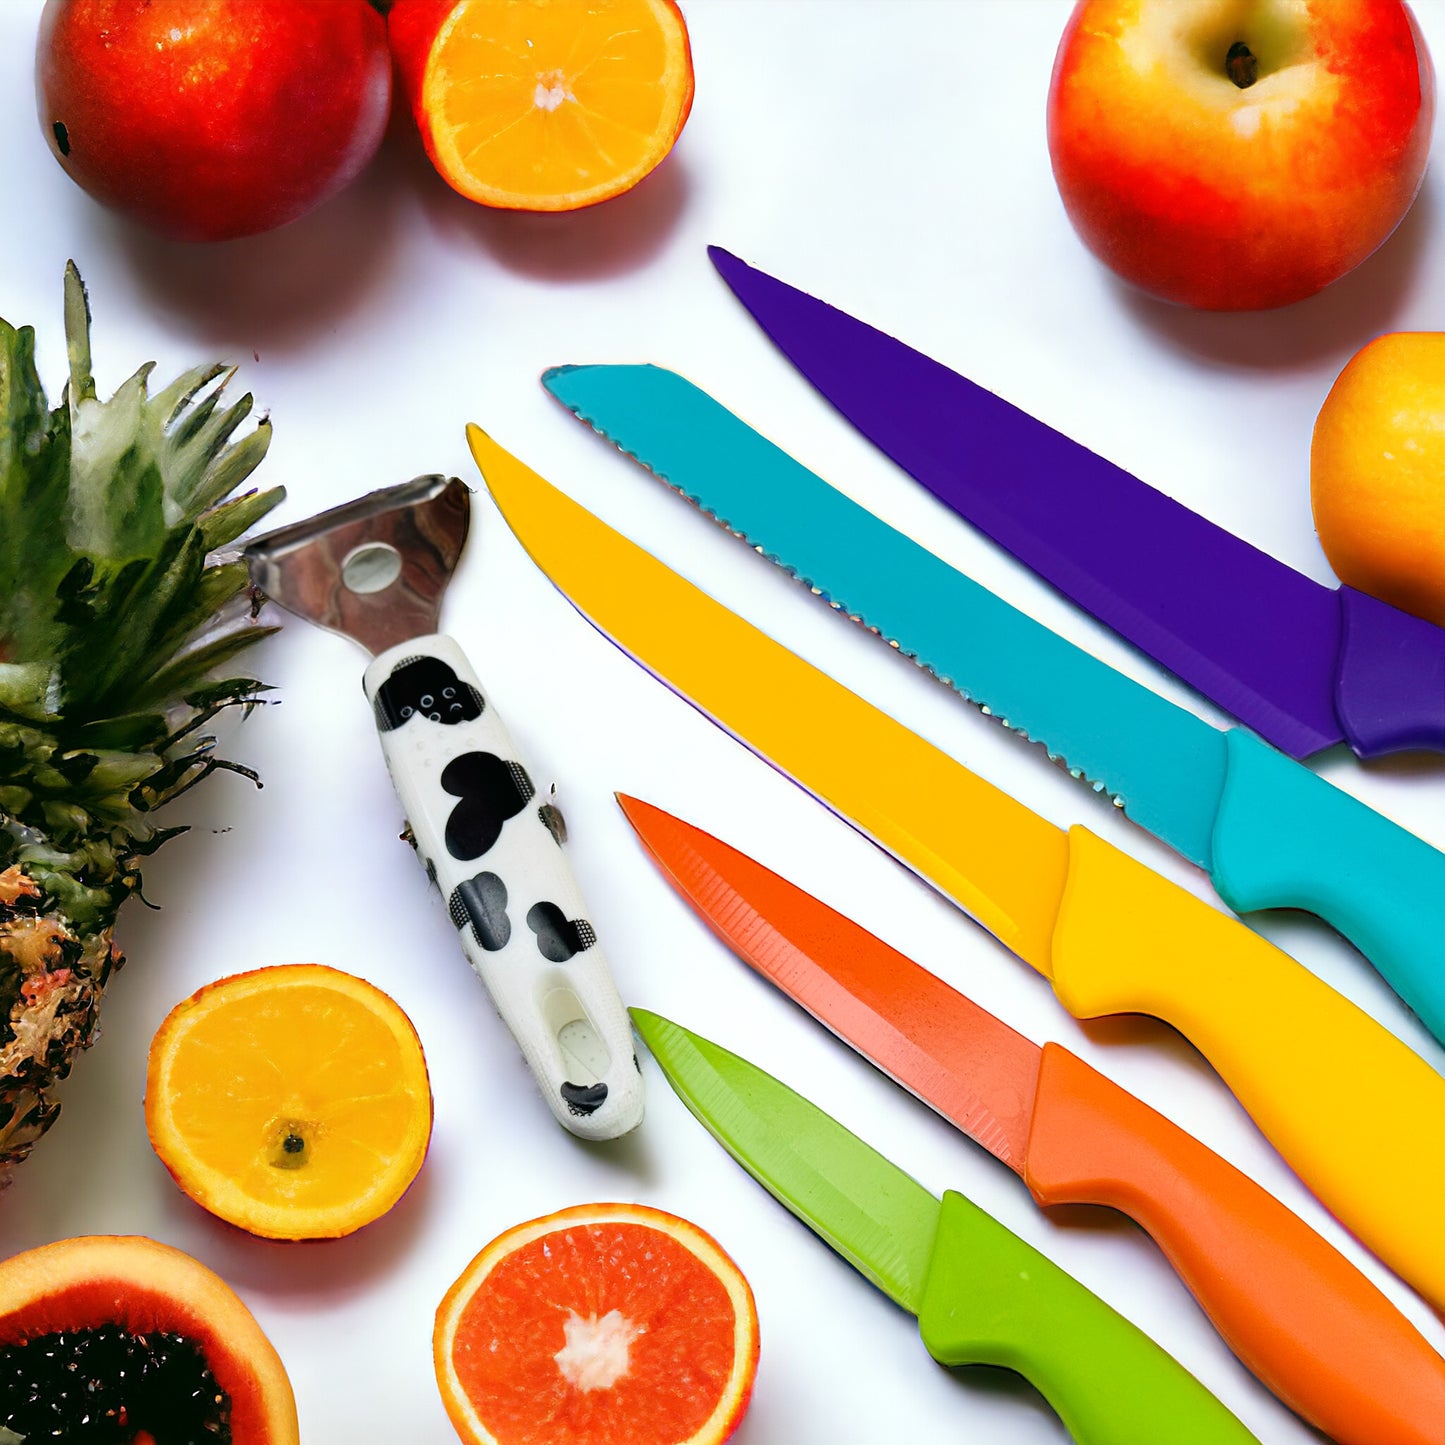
[631,1009,1258,1445]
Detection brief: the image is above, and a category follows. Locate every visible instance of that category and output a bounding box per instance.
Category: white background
[2,2,1443,1441]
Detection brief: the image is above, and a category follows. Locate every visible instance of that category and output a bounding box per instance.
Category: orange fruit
[145,964,433,1240]
[388,0,694,211]
[1311,332,1445,628]
[434,1202,759,1445]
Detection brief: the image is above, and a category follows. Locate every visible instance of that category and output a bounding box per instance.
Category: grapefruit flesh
[435,1203,759,1445]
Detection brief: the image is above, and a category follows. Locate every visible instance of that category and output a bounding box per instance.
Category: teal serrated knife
[630,1009,1259,1445]
[542,362,1445,1047]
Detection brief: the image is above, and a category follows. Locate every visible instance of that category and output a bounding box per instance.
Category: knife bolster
[1335,586,1445,758]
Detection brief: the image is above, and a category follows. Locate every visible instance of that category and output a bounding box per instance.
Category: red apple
[1046,0,1435,310]
[36,0,392,242]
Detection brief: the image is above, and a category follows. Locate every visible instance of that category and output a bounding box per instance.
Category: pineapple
[0,264,283,1175]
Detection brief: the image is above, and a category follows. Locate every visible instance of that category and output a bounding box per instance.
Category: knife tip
[614,791,664,846]
[614,791,686,842]
[464,423,526,501]
[707,243,745,274]
[628,1005,665,1043]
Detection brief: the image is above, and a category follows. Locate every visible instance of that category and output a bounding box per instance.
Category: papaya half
[0,1234,299,1443]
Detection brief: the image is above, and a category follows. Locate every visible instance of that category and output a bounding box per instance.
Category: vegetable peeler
[244,475,643,1140]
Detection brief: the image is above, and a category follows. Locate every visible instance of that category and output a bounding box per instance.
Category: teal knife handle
[917,1191,1258,1445]
[1209,728,1445,1045]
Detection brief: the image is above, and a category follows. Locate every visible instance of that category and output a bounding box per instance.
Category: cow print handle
[363,633,643,1140]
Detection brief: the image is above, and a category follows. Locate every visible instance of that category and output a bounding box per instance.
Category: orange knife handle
[1046,825,1445,1314]
[1024,1043,1445,1445]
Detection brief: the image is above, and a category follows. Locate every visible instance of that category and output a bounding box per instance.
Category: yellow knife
[467,423,1445,1312]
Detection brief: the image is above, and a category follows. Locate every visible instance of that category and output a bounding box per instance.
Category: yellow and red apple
[1047,0,1435,311]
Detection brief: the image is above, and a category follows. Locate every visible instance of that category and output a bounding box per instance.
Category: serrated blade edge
[708,245,1347,761]
[544,363,1227,869]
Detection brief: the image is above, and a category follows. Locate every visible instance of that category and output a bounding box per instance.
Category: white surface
[2,2,1444,1441]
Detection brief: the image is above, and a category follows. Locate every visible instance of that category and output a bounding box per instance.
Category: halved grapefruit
[435,1202,759,1445]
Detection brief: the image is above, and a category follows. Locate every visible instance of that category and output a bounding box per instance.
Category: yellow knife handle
[1047,825,1445,1312]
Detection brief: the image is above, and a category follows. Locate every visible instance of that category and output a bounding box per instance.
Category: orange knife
[616,794,1445,1445]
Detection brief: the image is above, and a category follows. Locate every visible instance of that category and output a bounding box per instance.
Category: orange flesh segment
[424,0,692,208]
[147,966,431,1238]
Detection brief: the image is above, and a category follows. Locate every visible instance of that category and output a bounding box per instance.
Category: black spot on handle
[449,871,510,951]
[441,752,534,860]
[374,655,483,731]
[561,1081,609,1116]
[526,902,596,962]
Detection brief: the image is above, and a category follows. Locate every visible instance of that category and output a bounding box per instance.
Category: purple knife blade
[708,245,1445,761]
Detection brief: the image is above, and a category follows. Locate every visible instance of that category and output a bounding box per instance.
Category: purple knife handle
[1335,587,1445,757]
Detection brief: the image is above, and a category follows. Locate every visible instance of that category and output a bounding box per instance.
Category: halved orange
[388,0,695,211]
[145,964,433,1240]
[435,1202,759,1445]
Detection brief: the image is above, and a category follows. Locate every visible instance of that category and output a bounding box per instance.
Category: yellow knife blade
[469,422,1071,973]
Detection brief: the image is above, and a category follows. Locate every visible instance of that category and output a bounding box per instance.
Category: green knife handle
[918,1190,1258,1445]
[1210,728,1445,1045]
[1048,824,1445,1312]
[1024,1043,1445,1445]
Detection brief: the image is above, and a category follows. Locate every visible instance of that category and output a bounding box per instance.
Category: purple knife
[707,246,1445,763]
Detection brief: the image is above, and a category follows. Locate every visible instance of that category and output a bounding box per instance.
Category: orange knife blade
[616,794,1445,1445]
[617,792,1040,1171]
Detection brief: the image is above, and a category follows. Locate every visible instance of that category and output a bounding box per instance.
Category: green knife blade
[630,1006,938,1313]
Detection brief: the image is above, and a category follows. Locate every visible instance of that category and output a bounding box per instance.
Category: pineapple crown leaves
[0,264,284,722]
[0,264,285,939]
